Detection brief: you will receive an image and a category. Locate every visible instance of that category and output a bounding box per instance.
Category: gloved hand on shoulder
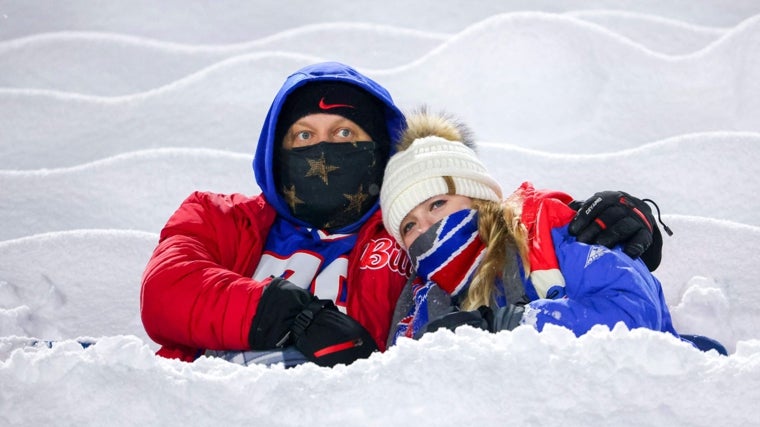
[568,190,672,271]
[248,277,377,367]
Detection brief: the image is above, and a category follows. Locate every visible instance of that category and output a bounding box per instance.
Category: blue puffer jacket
[520,224,679,337]
[508,181,679,336]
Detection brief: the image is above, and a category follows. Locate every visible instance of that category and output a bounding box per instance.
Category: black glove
[415,305,524,339]
[490,304,525,331]
[249,277,378,367]
[414,307,491,339]
[568,191,671,271]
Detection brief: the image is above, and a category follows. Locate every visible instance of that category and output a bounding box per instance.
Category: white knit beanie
[380,135,503,244]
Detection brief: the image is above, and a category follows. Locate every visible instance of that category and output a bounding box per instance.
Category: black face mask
[277,141,386,231]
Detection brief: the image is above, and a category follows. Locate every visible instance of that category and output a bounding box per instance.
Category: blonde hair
[459,194,531,311]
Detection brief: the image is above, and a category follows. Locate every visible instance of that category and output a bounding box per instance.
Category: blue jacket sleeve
[523,226,677,336]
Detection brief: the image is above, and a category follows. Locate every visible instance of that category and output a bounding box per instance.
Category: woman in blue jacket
[380,108,725,354]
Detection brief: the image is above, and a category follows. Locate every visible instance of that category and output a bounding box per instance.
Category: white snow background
[2,1,760,426]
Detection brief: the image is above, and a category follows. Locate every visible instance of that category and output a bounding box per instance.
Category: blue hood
[253,62,406,233]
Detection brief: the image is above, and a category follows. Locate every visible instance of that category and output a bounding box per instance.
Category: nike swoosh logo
[319,97,355,110]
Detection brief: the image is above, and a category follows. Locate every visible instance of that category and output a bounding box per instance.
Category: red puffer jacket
[141,191,410,361]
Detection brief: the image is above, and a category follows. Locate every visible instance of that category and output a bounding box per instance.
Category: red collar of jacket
[515,182,576,298]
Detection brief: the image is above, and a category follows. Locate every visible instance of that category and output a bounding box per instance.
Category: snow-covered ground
[2,1,760,425]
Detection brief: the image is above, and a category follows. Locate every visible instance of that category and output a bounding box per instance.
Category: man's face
[282,113,372,149]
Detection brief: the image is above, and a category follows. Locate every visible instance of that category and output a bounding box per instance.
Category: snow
[2,1,760,425]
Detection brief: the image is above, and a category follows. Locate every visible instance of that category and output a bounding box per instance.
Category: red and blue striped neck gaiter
[407,209,486,297]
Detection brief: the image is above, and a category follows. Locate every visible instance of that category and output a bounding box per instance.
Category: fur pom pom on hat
[380,107,503,244]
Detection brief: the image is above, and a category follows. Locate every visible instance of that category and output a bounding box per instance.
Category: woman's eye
[430,199,446,211]
[401,222,415,236]
[337,128,352,138]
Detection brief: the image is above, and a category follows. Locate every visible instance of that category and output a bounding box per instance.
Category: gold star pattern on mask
[306,152,340,185]
[281,184,304,211]
[343,184,369,215]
